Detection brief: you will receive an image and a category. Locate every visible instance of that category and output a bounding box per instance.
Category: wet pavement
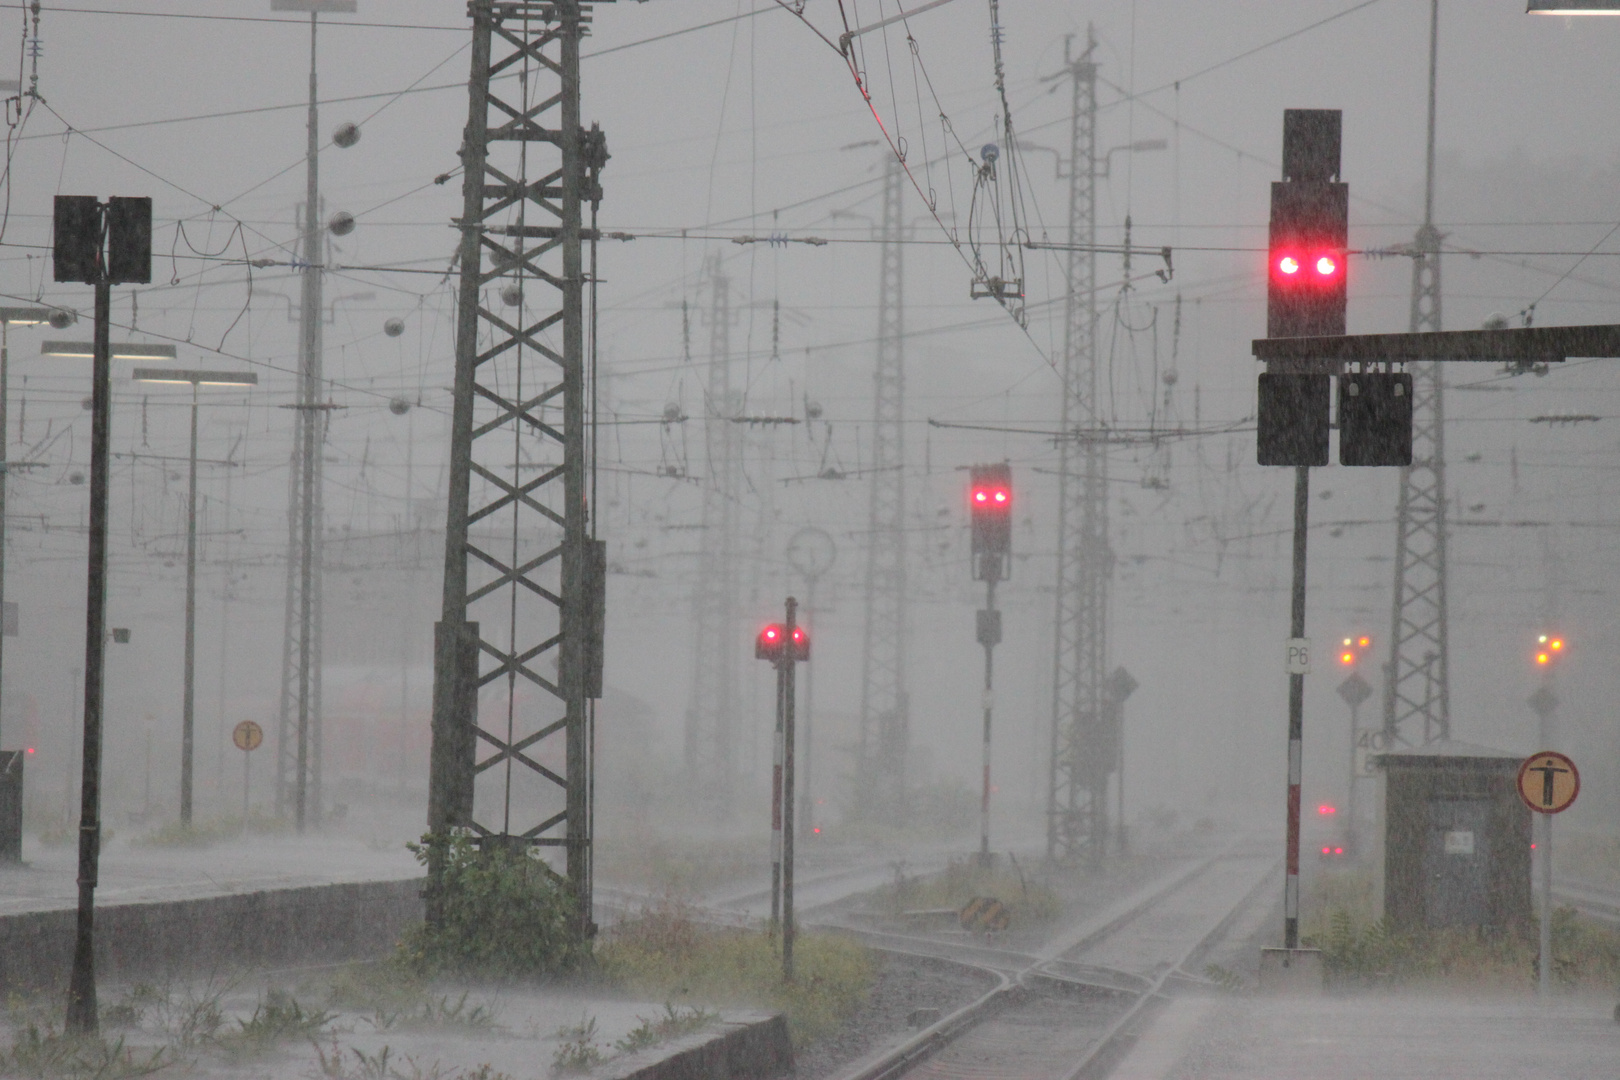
[1117,992,1620,1080]
[0,833,419,914]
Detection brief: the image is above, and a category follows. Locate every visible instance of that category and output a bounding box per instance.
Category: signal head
[756,624,784,661]
[968,464,1014,570]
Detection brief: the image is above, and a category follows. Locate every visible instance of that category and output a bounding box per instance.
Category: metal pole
[292,8,323,834]
[1539,812,1552,997]
[1346,699,1360,851]
[800,576,816,836]
[180,387,198,825]
[557,0,593,940]
[782,596,798,983]
[1115,704,1125,855]
[1284,464,1309,950]
[242,746,250,838]
[980,574,998,867]
[0,320,9,755]
[770,653,784,935]
[66,279,111,1036]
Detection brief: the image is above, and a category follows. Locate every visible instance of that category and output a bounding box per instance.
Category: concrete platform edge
[605,1011,793,1080]
[0,875,426,994]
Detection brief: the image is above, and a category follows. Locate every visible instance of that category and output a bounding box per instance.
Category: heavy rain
[0,2,1613,1079]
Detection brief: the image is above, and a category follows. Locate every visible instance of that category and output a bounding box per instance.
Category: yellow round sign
[1517,750,1578,814]
[232,720,263,753]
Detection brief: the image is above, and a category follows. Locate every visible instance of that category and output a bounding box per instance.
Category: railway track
[1556,878,1620,926]
[828,839,1277,1080]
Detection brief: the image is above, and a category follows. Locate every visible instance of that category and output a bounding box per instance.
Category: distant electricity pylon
[1047,28,1113,866]
[273,4,334,831]
[1384,0,1450,747]
[856,157,910,822]
[426,0,608,941]
[686,256,743,817]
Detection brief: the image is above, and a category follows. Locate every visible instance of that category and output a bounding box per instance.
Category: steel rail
[828,843,1269,1080]
[1057,856,1279,1080]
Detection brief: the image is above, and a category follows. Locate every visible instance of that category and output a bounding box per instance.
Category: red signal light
[974,490,988,503]
[1278,254,1300,276]
[24,748,32,755]
[972,487,1010,508]
[1322,846,1330,855]
[1315,254,1338,277]
[1318,804,1336,815]
[756,622,809,662]
[1334,847,1343,855]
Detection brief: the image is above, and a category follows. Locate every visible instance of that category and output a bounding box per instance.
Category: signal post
[1253,107,1620,971]
[968,465,1012,867]
[756,605,808,982]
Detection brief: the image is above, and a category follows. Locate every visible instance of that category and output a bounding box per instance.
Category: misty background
[0,0,1617,849]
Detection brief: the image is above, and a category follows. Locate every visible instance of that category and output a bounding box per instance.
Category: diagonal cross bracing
[857,157,909,821]
[428,0,608,935]
[1047,29,1113,866]
[685,258,742,817]
[1384,1,1449,749]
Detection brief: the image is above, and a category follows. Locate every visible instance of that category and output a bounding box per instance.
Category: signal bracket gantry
[426,0,610,944]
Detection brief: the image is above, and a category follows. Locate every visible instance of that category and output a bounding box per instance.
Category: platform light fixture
[1527,1,1620,11]
[41,341,176,361]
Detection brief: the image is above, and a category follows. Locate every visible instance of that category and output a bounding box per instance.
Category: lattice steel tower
[1047,29,1112,866]
[856,158,909,820]
[275,7,330,831]
[427,0,609,934]
[1383,0,1449,747]
[685,256,742,817]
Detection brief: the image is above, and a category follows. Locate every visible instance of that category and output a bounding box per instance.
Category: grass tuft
[596,896,875,1047]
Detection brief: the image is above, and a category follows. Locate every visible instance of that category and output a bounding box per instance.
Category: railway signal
[758,601,807,983]
[967,464,1011,867]
[969,463,1012,582]
[1256,109,1411,470]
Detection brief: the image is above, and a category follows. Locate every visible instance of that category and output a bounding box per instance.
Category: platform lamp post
[132,369,257,827]
[51,192,154,1037]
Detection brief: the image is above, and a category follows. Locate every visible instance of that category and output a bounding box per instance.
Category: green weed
[597,897,875,1047]
[2,1023,169,1079]
[549,1016,603,1075]
[397,833,586,980]
[612,1004,717,1054]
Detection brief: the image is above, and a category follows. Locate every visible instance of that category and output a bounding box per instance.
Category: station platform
[0,833,420,915]
[1114,991,1620,1080]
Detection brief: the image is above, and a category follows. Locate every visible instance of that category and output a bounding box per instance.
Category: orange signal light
[1341,652,1356,666]
[1551,639,1563,652]
[1358,636,1370,648]
[1536,653,1550,666]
